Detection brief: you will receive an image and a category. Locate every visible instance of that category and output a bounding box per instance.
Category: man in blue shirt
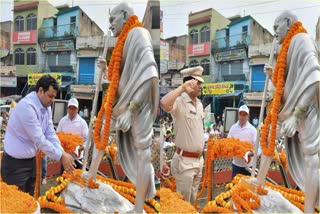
[1,75,75,196]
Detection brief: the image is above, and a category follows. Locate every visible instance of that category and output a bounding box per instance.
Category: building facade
[0,21,16,97]
[188,8,230,83]
[160,35,188,99]
[38,5,104,91]
[211,15,273,117]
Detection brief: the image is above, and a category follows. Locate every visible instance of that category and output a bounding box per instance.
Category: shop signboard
[40,40,74,52]
[202,82,234,95]
[28,73,62,86]
[214,48,247,62]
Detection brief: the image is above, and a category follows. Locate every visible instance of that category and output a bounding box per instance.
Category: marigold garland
[160,188,197,213]
[0,182,38,213]
[56,132,84,154]
[38,198,74,213]
[201,174,306,213]
[93,15,143,151]
[196,138,254,206]
[260,21,307,156]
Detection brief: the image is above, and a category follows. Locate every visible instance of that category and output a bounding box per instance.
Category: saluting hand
[182,79,198,94]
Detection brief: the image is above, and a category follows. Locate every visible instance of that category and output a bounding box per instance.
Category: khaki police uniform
[170,91,204,204]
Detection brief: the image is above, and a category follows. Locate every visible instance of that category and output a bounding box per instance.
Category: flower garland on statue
[201,174,306,213]
[38,197,74,213]
[260,21,307,156]
[195,138,254,207]
[93,15,143,151]
[56,132,84,154]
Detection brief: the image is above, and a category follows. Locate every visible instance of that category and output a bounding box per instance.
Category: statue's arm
[281,82,319,137]
[114,79,153,132]
[293,82,319,120]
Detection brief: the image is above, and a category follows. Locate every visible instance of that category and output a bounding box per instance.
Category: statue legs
[257,154,273,186]
[82,146,105,181]
[133,148,153,213]
[304,152,319,213]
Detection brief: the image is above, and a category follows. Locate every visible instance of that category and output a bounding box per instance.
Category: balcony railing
[212,32,249,51]
[38,24,78,41]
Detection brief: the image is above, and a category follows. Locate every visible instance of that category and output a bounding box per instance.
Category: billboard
[188,42,210,56]
[13,30,37,44]
[40,40,74,52]
[160,40,169,61]
[28,73,62,86]
[202,82,234,95]
[214,48,247,62]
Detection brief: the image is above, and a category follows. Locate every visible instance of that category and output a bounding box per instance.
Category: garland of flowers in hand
[57,132,84,154]
[195,138,254,207]
[260,21,307,156]
[93,15,143,151]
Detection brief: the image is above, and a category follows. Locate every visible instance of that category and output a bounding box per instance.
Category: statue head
[273,10,298,44]
[109,2,135,36]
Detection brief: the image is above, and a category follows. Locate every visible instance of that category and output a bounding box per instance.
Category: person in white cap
[57,98,88,170]
[160,66,204,204]
[227,104,257,178]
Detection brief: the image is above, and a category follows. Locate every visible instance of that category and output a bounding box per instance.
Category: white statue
[82,2,159,213]
[258,10,320,212]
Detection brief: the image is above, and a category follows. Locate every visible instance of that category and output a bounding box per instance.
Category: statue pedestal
[232,187,302,213]
[61,181,134,213]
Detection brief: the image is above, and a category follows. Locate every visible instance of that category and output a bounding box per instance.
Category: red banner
[12,30,37,44]
[188,42,210,56]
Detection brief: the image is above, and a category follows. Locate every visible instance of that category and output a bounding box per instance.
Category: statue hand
[280,115,298,137]
[182,79,198,94]
[115,110,132,132]
[97,56,107,70]
[263,64,273,77]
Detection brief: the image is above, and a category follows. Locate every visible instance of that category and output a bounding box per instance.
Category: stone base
[61,181,134,213]
[232,187,303,213]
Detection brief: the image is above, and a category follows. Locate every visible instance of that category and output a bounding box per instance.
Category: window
[189,29,198,44]
[14,48,25,65]
[190,60,199,67]
[200,59,210,75]
[242,25,248,33]
[200,26,210,43]
[70,16,76,24]
[152,6,160,29]
[26,47,36,65]
[27,13,37,30]
[70,16,76,33]
[242,25,248,44]
[15,16,24,31]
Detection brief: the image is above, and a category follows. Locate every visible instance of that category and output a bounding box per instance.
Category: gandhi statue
[82,2,159,213]
[258,10,320,212]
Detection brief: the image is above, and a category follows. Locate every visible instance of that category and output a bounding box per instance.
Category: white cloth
[228,121,257,167]
[163,141,174,149]
[56,114,88,159]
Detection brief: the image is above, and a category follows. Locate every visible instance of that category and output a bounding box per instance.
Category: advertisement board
[202,82,234,95]
[28,73,62,86]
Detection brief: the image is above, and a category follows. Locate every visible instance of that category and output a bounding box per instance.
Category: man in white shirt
[228,105,257,178]
[57,98,88,169]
